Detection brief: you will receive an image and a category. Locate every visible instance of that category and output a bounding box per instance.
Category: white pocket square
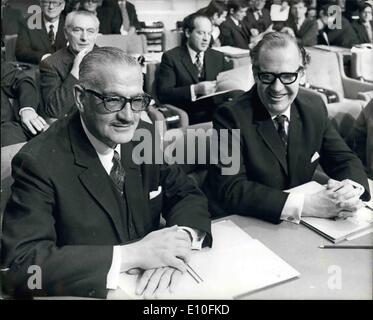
[149,186,162,199]
[311,152,320,163]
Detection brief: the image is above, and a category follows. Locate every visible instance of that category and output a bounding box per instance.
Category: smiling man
[15,0,67,64]
[157,13,233,124]
[1,47,212,298]
[204,31,370,224]
[39,10,99,119]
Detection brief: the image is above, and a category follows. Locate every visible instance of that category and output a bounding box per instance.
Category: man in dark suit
[317,2,359,48]
[1,47,212,299]
[15,0,67,64]
[352,2,373,43]
[283,0,318,46]
[1,60,48,147]
[204,32,370,224]
[115,0,142,34]
[39,10,99,120]
[242,0,272,40]
[219,0,250,48]
[157,13,233,124]
[1,0,25,36]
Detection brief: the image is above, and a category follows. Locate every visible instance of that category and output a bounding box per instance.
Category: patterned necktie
[48,24,55,48]
[275,115,288,149]
[110,150,125,195]
[195,52,203,79]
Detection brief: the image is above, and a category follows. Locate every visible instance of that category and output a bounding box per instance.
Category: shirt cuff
[179,226,206,250]
[19,107,37,116]
[106,246,122,290]
[190,85,197,102]
[280,192,304,224]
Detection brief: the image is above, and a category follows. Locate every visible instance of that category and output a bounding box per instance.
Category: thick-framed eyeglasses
[257,67,304,85]
[41,1,63,8]
[83,88,151,113]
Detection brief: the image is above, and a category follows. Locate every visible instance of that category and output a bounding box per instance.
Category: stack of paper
[213,46,251,58]
[286,181,373,243]
[118,220,300,299]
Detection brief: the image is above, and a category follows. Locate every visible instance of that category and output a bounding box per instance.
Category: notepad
[286,181,373,243]
[117,220,300,299]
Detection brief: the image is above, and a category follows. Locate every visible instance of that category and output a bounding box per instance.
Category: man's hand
[326,179,364,212]
[133,267,182,299]
[281,26,296,38]
[120,225,192,273]
[70,48,92,79]
[20,109,48,135]
[194,81,217,96]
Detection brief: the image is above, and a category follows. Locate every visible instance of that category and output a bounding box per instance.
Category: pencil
[319,245,373,249]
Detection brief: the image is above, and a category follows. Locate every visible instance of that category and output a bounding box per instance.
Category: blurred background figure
[352,1,373,43]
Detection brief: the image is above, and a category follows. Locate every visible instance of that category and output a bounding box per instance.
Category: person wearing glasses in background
[2,47,212,299]
[15,0,67,64]
[39,10,99,120]
[204,31,370,224]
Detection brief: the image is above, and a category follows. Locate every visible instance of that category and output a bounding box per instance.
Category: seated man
[1,61,48,147]
[157,13,233,124]
[1,47,212,299]
[39,10,99,120]
[219,0,250,49]
[347,99,373,179]
[352,2,373,44]
[317,2,359,48]
[282,0,318,46]
[15,0,67,64]
[242,0,272,45]
[115,0,142,35]
[204,32,370,224]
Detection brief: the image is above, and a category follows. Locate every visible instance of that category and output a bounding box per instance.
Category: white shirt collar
[269,106,291,121]
[80,117,121,175]
[186,43,204,63]
[44,18,59,33]
[230,16,240,26]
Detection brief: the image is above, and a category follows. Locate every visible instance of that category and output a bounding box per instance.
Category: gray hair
[250,31,310,72]
[79,46,142,87]
[64,10,100,31]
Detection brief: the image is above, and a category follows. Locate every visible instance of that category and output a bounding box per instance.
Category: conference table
[222,212,372,300]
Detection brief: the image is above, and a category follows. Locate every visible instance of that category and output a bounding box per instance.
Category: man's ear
[74,84,85,113]
[185,28,191,40]
[299,69,306,86]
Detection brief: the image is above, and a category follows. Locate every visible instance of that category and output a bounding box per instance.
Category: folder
[286,182,373,243]
[117,220,300,299]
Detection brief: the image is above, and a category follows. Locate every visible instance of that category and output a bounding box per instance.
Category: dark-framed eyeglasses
[257,67,304,85]
[83,87,151,113]
[40,1,63,8]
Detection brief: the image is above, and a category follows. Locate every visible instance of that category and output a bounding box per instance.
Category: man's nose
[80,31,88,41]
[271,78,285,90]
[117,103,134,122]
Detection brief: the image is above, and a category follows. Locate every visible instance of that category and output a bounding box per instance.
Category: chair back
[95,34,148,54]
[4,34,18,61]
[161,30,183,52]
[351,49,373,83]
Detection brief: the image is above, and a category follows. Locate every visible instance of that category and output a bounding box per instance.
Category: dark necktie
[275,115,288,149]
[110,150,125,195]
[48,24,55,48]
[195,52,203,80]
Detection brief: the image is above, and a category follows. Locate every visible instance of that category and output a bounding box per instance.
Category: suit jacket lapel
[252,88,288,175]
[69,114,125,242]
[287,103,302,185]
[204,49,215,80]
[180,45,199,83]
[229,17,246,38]
[55,17,66,48]
[40,16,52,51]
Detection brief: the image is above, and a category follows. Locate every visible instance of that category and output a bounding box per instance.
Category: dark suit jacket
[15,14,67,64]
[106,0,141,31]
[352,21,373,44]
[203,86,370,224]
[97,2,122,34]
[39,46,78,119]
[318,16,359,48]
[242,8,272,34]
[285,17,318,46]
[219,17,250,49]
[157,45,231,109]
[1,112,212,298]
[1,62,40,146]
[1,6,25,36]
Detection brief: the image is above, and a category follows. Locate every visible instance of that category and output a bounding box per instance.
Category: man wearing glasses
[15,0,67,64]
[204,31,370,224]
[2,47,212,298]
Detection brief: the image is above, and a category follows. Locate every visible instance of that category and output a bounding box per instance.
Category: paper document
[118,220,300,299]
[286,181,373,243]
[213,46,251,58]
[270,4,289,21]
